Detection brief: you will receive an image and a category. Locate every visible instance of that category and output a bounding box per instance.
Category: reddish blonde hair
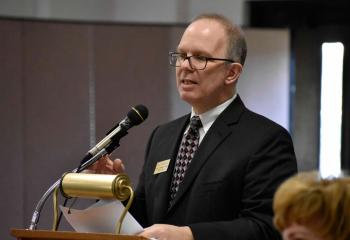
[273,172,350,240]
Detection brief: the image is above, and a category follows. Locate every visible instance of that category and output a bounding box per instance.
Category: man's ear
[225,63,243,85]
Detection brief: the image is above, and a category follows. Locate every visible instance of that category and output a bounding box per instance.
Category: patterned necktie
[170,115,202,204]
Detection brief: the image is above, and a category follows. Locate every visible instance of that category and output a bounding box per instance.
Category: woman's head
[273,172,350,240]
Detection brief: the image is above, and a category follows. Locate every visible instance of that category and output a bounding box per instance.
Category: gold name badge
[154,159,171,175]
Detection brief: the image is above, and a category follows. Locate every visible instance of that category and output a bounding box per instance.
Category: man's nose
[180,57,193,70]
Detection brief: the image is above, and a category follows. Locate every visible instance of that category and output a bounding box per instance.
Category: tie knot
[189,116,202,131]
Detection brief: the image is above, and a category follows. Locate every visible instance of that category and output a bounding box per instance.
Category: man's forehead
[177,19,226,55]
[186,19,222,34]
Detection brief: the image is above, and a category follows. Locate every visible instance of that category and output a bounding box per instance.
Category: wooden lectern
[11,229,147,240]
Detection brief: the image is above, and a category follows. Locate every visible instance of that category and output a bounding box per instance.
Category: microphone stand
[28,148,107,230]
[28,125,129,230]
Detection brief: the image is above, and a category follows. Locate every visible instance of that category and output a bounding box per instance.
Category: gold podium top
[10,228,147,240]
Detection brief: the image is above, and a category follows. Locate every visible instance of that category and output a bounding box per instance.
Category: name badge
[154,159,171,175]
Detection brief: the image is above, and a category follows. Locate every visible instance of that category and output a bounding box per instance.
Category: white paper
[60,199,143,235]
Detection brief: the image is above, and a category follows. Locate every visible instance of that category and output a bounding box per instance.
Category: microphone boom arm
[28,147,108,230]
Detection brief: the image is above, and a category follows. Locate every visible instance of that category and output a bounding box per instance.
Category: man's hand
[138,224,194,240]
[88,155,125,174]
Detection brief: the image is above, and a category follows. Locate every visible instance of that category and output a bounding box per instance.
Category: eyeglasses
[169,52,235,70]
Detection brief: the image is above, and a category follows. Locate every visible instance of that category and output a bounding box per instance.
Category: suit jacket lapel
[167,96,245,212]
[151,114,190,222]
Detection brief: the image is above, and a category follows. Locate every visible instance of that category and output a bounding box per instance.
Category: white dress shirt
[186,94,237,144]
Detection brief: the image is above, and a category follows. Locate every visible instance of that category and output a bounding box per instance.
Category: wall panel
[21,21,92,229]
[0,19,25,237]
[94,24,172,184]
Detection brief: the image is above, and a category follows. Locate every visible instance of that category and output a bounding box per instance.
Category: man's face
[176,19,235,114]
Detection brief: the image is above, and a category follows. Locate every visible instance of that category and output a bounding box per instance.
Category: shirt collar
[191,94,237,134]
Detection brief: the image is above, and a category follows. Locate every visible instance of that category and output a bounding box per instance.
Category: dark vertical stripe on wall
[289,30,296,139]
[341,32,350,172]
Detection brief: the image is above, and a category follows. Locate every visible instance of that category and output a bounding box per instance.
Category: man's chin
[178,93,197,104]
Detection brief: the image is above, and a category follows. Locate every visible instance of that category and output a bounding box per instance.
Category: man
[93,13,297,240]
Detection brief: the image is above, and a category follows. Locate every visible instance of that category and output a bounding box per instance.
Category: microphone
[82,104,148,163]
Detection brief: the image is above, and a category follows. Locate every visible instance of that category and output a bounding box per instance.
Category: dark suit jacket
[130,96,297,240]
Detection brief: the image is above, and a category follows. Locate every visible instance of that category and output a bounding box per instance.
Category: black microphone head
[127,104,148,126]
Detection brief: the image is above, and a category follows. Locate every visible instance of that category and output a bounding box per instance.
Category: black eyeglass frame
[169,51,235,70]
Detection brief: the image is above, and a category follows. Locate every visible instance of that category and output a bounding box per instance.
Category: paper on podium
[60,200,143,235]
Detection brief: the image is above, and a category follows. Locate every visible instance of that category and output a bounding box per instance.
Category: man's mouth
[181,79,197,85]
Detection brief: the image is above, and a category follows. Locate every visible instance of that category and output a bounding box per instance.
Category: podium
[11,229,147,240]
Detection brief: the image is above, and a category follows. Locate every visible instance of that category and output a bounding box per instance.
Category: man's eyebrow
[175,49,212,56]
